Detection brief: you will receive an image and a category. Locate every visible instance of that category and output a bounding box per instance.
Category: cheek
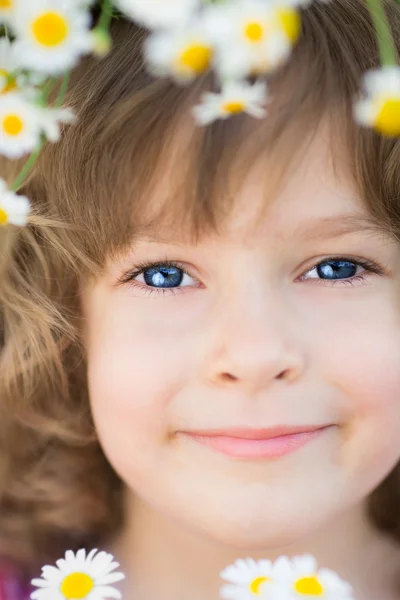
[310,289,400,479]
[84,298,195,479]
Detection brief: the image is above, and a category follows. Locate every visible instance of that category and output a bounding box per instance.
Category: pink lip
[179,425,331,460]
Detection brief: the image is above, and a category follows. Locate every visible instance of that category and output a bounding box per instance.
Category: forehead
[131,126,375,249]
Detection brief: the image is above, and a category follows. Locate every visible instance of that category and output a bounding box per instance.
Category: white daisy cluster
[0,0,95,228]
[354,66,400,137]
[0,0,307,229]
[30,549,356,600]
[0,0,399,230]
[129,0,309,125]
[31,548,125,600]
[219,554,355,600]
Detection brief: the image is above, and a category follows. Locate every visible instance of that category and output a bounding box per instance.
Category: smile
[178,425,333,460]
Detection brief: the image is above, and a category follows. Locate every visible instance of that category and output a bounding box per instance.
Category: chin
[191,505,318,552]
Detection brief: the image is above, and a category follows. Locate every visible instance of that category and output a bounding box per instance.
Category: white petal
[97,572,125,586]
[90,585,122,600]
[87,549,99,563]
[246,103,267,119]
[31,589,63,600]
[94,561,122,578]
[31,579,50,588]
[219,584,251,600]
[193,102,219,125]
[115,0,199,29]
[265,33,292,68]
[89,551,113,572]
[55,558,69,573]
[272,555,293,579]
[76,548,87,562]
[65,550,76,562]
[40,566,63,583]
[215,46,255,80]
[292,553,317,575]
[353,98,377,126]
[362,67,400,97]
[318,568,354,593]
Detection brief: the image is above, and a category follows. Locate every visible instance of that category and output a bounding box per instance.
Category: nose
[200,286,306,394]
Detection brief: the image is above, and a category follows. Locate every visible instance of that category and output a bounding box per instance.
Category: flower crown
[0,0,399,229]
[30,548,356,599]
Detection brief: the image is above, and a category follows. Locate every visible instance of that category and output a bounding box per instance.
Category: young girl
[1,0,400,599]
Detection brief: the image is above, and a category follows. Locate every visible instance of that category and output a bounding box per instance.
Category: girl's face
[82,130,400,548]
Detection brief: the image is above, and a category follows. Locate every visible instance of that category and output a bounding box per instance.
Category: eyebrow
[291,213,388,241]
[130,212,388,248]
[132,227,196,246]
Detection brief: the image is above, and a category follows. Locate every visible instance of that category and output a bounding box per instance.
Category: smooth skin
[82,130,400,600]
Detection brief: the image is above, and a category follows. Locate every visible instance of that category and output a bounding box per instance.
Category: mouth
[177,425,334,460]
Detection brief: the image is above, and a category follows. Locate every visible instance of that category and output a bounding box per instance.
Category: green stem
[365,0,398,65]
[40,77,58,105]
[98,0,113,31]
[55,70,71,107]
[10,136,46,192]
[9,70,72,193]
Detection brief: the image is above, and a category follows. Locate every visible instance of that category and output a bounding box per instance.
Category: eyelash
[118,260,194,297]
[299,256,384,285]
[118,256,385,296]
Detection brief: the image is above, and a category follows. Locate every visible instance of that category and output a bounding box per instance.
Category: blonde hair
[1,0,400,571]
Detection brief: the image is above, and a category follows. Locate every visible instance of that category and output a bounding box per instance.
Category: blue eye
[132,262,197,290]
[142,265,184,288]
[316,260,357,280]
[302,257,377,283]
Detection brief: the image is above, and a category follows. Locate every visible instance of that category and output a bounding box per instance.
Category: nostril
[221,372,238,383]
[276,369,291,380]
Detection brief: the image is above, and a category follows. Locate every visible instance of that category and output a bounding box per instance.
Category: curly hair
[1,0,400,573]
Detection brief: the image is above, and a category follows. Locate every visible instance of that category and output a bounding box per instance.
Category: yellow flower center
[0,0,12,9]
[0,208,8,225]
[249,576,270,594]
[244,21,265,42]
[0,70,17,94]
[2,114,23,136]
[179,43,212,74]
[277,8,301,42]
[222,101,246,114]
[60,573,95,599]
[375,98,400,136]
[294,576,324,595]
[32,12,69,47]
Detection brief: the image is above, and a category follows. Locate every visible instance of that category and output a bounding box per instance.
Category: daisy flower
[115,0,200,29]
[203,0,300,79]
[271,554,355,599]
[0,91,74,158]
[11,0,92,75]
[0,38,21,94]
[271,4,302,46]
[193,80,268,125]
[145,26,213,83]
[354,66,400,137]
[220,557,275,599]
[38,105,75,142]
[0,179,30,227]
[31,548,125,600]
[0,91,43,158]
[0,0,19,27]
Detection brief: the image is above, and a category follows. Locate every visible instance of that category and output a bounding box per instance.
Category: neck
[110,493,400,600]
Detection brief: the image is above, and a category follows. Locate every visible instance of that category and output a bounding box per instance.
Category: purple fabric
[0,565,30,600]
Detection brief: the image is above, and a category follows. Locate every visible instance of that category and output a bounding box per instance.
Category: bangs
[20,0,380,277]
